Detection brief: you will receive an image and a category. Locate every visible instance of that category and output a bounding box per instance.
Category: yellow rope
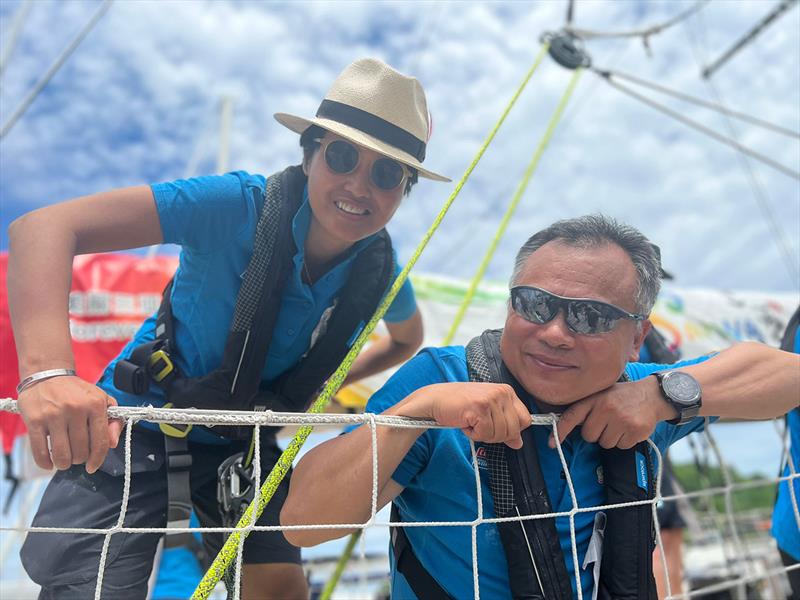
[191,43,550,600]
[442,67,584,346]
[315,45,554,600]
[319,528,361,600]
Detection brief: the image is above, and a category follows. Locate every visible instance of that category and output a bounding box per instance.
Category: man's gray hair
[509,215,662,314]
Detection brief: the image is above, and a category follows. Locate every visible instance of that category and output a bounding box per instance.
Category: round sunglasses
[510,285,647,335]
[317,138,409,191]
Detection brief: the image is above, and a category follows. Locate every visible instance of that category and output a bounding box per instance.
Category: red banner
[0,252,177,453]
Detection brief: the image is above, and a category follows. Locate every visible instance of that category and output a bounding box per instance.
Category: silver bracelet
[16,368,77,396]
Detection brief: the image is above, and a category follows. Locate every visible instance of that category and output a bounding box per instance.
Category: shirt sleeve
[345,349,449,486]
[151,172,261,252]
[382,259,418,323]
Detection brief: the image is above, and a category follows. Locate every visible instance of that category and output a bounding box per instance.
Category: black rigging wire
[684,12,799,288]
[702,0,799,79]
[594,69,800,181]
[598,68,800,140]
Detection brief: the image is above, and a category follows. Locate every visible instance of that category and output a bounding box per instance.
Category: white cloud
[0,0,798,292]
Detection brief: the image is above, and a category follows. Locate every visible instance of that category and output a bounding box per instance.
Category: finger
[109,419,124,448]
[48,423,73,470]
[87,408,111,474]
[551,400,593,448]
[67,415,91,466]
[500,399,523,449]
[616,433,637,450]
[578,408,606,444]
[105,395,123,448]
[27,425,54,470]
[467,403,496,441]
[598,427,623,449]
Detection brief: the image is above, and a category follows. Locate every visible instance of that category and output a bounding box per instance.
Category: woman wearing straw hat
[9,57,449,599]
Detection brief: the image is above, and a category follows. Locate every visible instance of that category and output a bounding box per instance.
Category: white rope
[549,419,583,600]
[94,419,134,600]
[0,399,555,429]
[366,414,378,524]
[468,439,482,600]
[2,399,798,598]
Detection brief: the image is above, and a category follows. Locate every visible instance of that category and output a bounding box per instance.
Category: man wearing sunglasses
[283,215,799,600]
[10,58,450,599]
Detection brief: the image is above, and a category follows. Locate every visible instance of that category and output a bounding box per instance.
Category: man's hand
[17,376,123,473]
[397,382,532,449]
[550,377,677,450]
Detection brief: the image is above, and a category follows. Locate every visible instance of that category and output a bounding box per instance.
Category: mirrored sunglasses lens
[567,301,617,334]
[325,140,359,174]
[371,158,405,190]
[514,288,555,324]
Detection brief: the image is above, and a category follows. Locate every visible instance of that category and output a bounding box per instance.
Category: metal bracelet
[16,368,77,396]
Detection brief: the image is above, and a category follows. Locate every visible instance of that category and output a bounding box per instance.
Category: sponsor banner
[0,253,177,452]
[1,254,797,450]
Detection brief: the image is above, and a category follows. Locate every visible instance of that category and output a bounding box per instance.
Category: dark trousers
[781,548,800,600]
[21,426,298,600]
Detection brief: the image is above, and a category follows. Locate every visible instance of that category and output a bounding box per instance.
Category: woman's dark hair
[299,125,418,196]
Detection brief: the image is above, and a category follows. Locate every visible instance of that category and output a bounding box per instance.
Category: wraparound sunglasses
[510,285,647,335]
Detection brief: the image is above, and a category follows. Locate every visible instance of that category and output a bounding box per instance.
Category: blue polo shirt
[771,323,800,561]
[97,171,416,443]
[362,346,709,599]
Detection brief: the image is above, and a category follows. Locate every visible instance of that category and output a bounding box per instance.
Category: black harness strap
[391,504,454,600]
[114,165,395,440]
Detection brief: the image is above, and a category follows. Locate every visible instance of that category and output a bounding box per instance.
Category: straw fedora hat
[275,58,450,182]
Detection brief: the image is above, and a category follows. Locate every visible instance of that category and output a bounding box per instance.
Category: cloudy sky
[1,0,798,294]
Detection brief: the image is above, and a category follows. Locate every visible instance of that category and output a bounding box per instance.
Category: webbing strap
[191,43,553,600]
[390,504,454,600]
[164,436,192,535]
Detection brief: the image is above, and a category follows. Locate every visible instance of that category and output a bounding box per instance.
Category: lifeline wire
[682,15,799,289]
[0,0,114,140]
[190,42,552,600]
[600,68,800,140]
[442,67,584,345]
[596,70,800,181]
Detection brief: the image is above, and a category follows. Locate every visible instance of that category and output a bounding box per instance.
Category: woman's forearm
[8,210,79,376]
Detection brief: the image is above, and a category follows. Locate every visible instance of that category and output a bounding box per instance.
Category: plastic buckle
[149,349,174,383]
[158,402,193,438]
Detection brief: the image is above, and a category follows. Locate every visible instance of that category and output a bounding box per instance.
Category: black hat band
[316,99,426,162]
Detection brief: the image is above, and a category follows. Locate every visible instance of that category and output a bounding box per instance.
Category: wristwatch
[652,370,702,425]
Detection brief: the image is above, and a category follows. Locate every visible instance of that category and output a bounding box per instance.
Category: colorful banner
[0,252,177,452]
[1,253,798,450]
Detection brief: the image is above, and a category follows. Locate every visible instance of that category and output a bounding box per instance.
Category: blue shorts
[21,426,299,599]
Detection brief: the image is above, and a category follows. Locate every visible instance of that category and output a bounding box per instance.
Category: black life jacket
[392,329,658,600]
[114,165,395,438]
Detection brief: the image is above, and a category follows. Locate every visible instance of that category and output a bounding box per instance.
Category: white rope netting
[0,399,797,600]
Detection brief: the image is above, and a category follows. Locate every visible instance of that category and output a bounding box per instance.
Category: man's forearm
[686,342,799,419]
[282,399,425,546]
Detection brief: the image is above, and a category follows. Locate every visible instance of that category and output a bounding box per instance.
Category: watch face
[663,371,701,405]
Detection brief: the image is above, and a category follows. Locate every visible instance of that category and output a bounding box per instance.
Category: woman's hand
[17,376,123,473]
